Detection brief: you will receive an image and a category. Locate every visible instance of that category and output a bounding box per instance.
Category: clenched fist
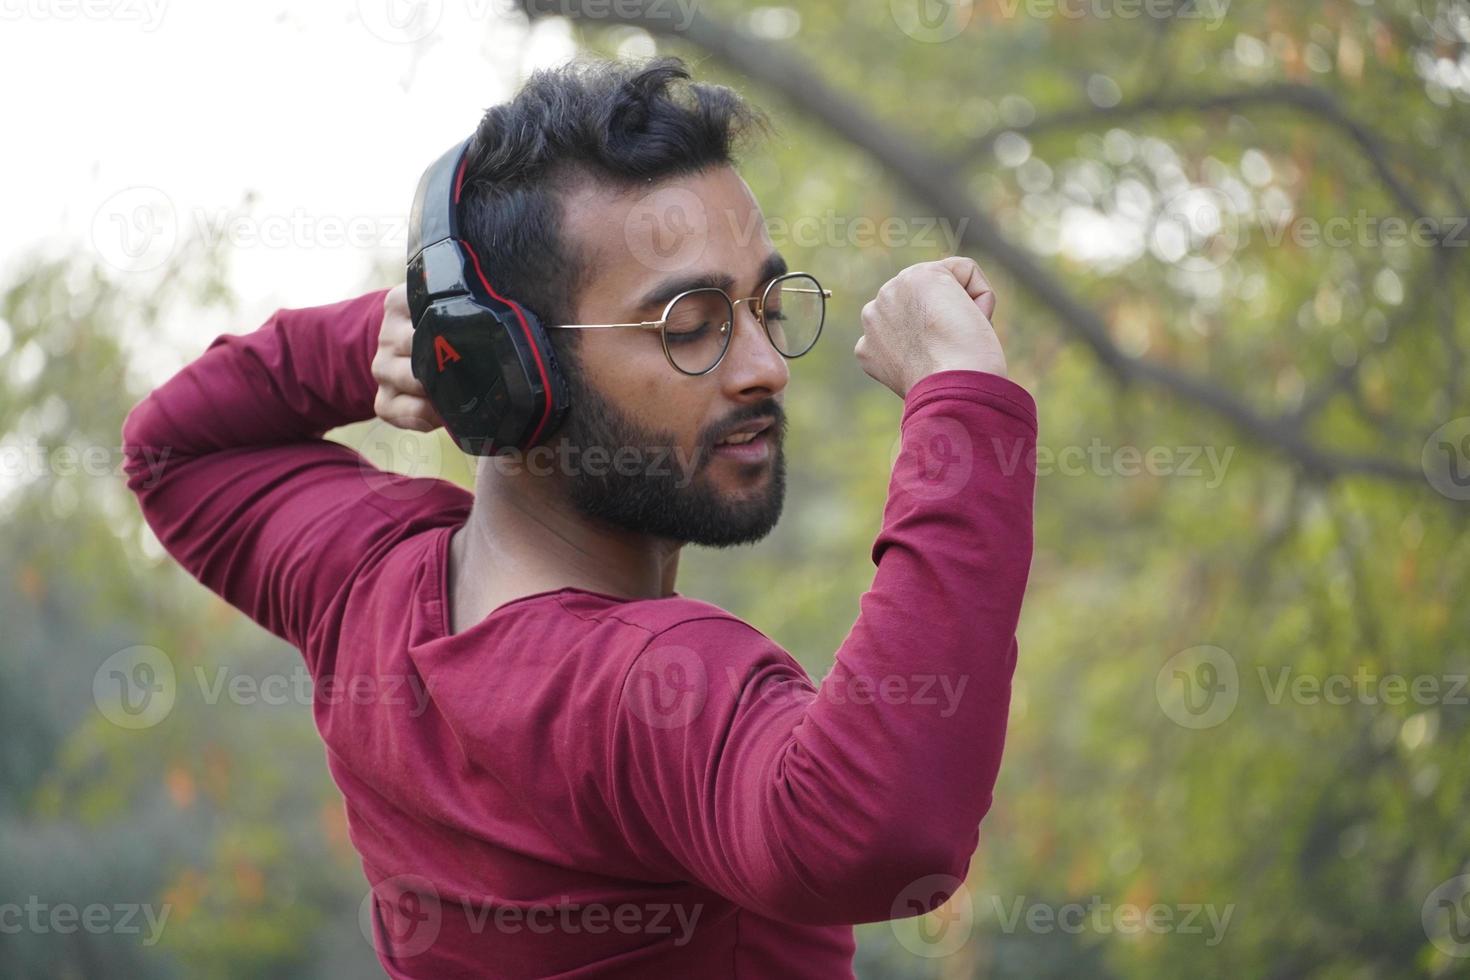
[372,284,444,432]
[854,257,1009,398]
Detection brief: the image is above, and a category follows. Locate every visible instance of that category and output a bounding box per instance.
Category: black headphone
[407,137,571,456]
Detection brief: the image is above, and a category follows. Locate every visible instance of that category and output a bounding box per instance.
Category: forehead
[560,165,777,313]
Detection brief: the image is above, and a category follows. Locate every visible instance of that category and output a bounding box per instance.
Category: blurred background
[3,0,1469,976]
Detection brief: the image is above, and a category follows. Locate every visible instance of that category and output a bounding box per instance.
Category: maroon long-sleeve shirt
[120,288,1037,978]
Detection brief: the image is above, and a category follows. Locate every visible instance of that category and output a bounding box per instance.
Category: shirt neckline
[434,523,680,639]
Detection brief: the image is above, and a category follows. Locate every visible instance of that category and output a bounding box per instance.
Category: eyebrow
[634,252,789,312]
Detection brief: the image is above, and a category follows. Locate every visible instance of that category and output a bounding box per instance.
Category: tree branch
[517,1,1429,486]
[949,82,1449,240]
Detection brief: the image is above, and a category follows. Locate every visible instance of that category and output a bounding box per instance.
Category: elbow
[841,830,977,925]
[120,396,171,496]
[753,824,979,927]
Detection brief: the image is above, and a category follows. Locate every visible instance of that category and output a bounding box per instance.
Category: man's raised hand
[372,284,444,432]
[853,257,1009,399]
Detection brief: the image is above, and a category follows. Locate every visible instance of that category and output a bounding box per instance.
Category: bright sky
[0,1,611,332]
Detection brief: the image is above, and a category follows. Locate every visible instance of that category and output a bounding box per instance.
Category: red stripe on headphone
[460,243,555,449]
[451,143,554,448]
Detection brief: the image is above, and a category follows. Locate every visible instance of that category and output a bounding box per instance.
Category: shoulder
[554,592,776,651]
[552,593,813,723]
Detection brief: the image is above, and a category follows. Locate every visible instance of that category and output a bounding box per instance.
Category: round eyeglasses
[546,272,830,376]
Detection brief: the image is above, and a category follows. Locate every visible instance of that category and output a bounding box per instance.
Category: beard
[542,364,786,548]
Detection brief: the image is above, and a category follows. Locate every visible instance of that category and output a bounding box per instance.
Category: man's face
[549,164,792,548]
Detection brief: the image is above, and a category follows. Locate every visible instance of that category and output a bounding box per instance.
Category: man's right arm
[604,366,1037,926]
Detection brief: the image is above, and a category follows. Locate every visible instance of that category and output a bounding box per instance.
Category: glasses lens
[664,289,733,374]
[762,274,825,358]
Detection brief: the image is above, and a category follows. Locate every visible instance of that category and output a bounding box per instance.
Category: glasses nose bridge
[730,293,762,323]
[728,293,771,347]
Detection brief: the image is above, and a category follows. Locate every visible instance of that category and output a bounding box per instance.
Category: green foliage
[5,1,1469,977]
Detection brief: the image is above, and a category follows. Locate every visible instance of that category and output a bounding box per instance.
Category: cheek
[579,334,710,445]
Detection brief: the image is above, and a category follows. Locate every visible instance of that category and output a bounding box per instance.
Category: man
[122,56,1036,978]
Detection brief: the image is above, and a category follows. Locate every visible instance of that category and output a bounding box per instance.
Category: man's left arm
[120,288,468,667]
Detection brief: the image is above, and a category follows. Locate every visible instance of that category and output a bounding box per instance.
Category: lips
[715,417,775,447]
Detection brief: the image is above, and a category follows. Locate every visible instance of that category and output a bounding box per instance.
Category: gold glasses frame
[545,271,832,376]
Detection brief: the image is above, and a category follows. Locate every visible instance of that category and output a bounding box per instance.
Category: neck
[447,459,682,631]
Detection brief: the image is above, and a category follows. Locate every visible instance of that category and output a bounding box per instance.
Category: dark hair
[458,55,772,367]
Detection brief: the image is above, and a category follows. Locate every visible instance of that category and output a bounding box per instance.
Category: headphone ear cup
[405,137,571,455]
[411,299,514,456]
[410,295,572,456]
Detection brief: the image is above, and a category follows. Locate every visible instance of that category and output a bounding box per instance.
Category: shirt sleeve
[120,288,470,668]
[603,370,1037,927]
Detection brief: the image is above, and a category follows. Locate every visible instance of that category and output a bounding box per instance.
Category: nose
[718,299,789,400]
